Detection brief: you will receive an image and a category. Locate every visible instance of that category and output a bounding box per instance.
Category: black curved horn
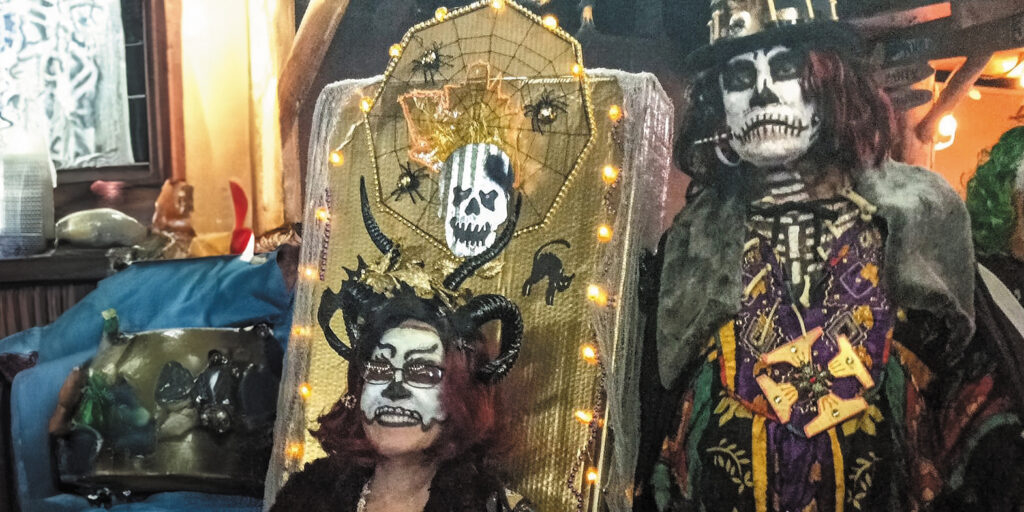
[460,294,524,383]
[443,195,522,291]
[317,287,354,360]
[360,176,396,255]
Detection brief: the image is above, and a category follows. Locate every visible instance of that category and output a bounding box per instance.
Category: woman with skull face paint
[632,1,1024,511]
[271,178,534,512]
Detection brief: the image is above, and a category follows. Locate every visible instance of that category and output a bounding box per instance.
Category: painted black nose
[465,198,480,215]
[750,80,780,108]
[381,380,411,400]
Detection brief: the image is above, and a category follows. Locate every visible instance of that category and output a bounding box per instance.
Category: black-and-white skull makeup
[442,143,514,258]
[360,326,447,430]
[721,45,820,168]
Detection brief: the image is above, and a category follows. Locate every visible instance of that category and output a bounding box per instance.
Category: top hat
[686,0,861,71]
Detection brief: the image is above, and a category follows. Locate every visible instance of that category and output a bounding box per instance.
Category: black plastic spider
[390,161,429,203]
[410,42,453,85]
[523,90,568,134]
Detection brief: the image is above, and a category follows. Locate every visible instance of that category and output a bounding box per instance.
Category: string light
[596,224,613,243]
[388,44,402,58]
[608,105,623,122]
[285,442,304,460]
[574,410,594,424]
[491,0,504,8]
[542,14,558,29]
[359,97,373,112]
[586,468,599,483]
[434,6,448,21]
[602,165,619,185]
[299,383,312,399]
[315,207,330,222]
[292,326,310,337]
[329,149,344,167]
[302,266,316,279]
[587,284,609,307]
[580,343,598,364]
[571,63,584,77]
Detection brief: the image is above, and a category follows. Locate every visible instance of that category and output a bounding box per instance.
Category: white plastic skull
[720,45,820,168]
[442,143,513,257]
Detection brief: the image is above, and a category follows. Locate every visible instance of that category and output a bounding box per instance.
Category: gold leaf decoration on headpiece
[399,62,523,172]
[356,243,471,310]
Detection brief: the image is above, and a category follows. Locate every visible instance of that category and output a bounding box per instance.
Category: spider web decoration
[363,0,595,256]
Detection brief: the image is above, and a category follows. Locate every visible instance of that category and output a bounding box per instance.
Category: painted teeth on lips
[374,405,423,425]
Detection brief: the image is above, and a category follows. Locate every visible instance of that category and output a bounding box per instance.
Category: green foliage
[966,126,1024,256]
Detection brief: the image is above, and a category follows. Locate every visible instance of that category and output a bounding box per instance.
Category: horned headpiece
[317,177,523,384]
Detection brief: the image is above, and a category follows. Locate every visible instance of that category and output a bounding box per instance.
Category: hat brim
[685,21,861,72]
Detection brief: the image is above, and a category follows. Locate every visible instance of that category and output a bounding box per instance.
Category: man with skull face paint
[271,179,534,512]
[632,1,1024,511]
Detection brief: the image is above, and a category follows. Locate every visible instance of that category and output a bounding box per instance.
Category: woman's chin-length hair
[310,295,503,467]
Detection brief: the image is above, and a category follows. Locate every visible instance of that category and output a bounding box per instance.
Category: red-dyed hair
[311,329,502,467]
[801,49,897,170]
[677,47,898,184]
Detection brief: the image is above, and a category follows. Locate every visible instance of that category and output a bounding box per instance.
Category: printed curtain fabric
[0,0,132,168]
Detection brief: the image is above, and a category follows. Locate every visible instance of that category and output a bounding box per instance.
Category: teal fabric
[1,253,294,511]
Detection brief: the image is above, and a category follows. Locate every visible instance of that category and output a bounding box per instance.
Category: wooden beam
[850,2,951,39]
[278,0,351,141]
[914,52,992,142]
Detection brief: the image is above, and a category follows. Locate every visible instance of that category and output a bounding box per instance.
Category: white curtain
[0,0,132,169]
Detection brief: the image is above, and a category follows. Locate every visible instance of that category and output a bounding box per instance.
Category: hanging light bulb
[934,114,958,151]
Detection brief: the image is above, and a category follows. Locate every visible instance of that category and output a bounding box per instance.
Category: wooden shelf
[0,248,113,284]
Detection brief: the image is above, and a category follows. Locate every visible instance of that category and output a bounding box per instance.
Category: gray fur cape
[655,160,976,389]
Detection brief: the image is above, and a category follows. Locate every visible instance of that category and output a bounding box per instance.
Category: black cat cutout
[522,239,575,306]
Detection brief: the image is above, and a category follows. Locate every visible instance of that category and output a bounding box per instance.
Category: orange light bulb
[608,105,623,122]
[315,207,330,222]
[587,285,608,307]
[388,44,402,58]
[597,224,613,243]
[299,383,312,399]
[359,97,373,112]
[434,6,448,20]
[542,14,558,29]
[602,165,619,184]
[580,344,598,364]
[574,410,594,424]
[329,149,344,167]
[285,442,304,460]
[571,63,583,77]
[586,468,599,483]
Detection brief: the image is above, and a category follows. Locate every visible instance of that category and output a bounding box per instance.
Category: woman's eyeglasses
[363,360,445,388]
